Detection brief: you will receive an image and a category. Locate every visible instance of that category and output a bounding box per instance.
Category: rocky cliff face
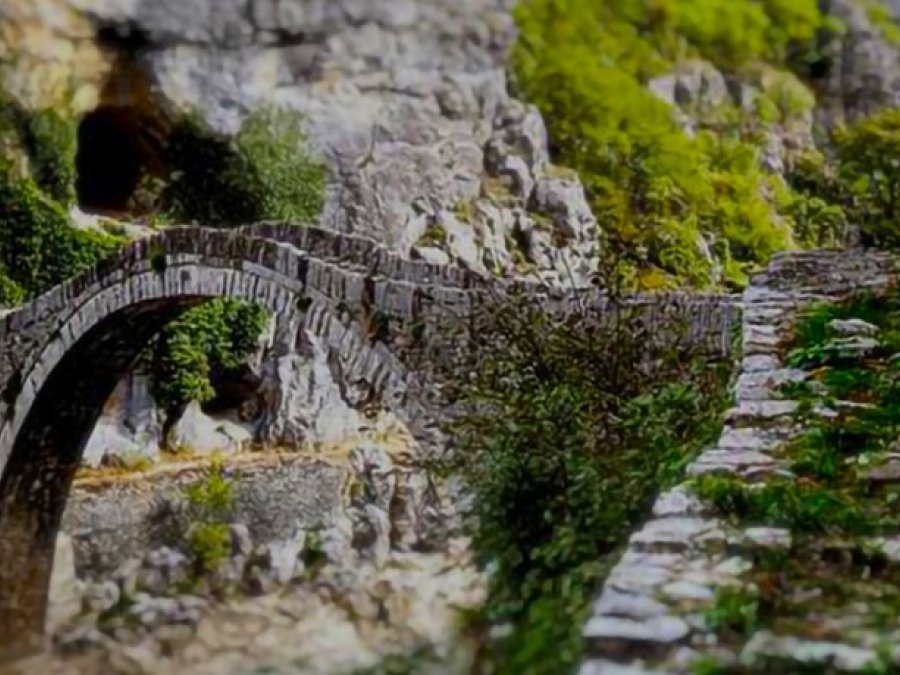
[1,0,599,285]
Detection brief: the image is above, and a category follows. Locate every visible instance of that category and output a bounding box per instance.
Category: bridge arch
[0,227,452,658]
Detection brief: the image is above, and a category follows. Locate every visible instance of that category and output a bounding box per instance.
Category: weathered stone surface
[828,318,879,338]
[742,527,792,550]
[168,401,252,456]
[741,632,877,671]
[583,615,690,646]
[83,371,163,467]
[580,249,900,673]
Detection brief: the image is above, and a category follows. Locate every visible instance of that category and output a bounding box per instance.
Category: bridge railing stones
[0,227,745,453]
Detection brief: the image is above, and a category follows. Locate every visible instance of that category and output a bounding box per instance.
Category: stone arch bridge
[0,223,738,659]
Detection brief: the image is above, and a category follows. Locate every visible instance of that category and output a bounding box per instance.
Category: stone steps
[578,248,900,674]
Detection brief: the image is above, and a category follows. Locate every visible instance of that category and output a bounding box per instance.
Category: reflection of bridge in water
[0,223,737,660]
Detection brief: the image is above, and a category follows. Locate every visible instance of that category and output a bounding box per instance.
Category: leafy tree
[835,108,900,245]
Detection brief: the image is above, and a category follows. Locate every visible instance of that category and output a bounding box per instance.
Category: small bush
[152,299,269,414]
[184,459,237,574]
[159,108,324,227]
[835,108,900,245]
[0,92,78,205]
[704,586,760,636]
[0,169,121,305]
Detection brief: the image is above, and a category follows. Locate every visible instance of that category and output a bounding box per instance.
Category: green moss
[417,222,447,247]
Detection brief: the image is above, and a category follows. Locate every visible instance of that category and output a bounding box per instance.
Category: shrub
[159,108,324,227]
[441,288,732,673]
[0,92,78,204]
[152,299,269,414]
[704,586,760,637]
[0,169,121,305]
[184,459,237,574]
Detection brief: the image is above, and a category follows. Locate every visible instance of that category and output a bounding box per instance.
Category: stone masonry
[580,250,900,674]
[0,224,738,660]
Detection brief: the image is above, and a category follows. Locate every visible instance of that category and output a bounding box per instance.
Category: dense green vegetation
[155,108,324,227]
[512,0,830,289]
[152,299,269,415]
[0,93,124,305]
[510,0,900,289]
[443,291,732,673]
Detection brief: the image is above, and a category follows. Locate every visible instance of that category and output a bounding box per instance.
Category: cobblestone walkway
[580,250,900,674]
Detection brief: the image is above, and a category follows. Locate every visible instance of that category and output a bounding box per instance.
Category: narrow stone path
[579,250,900,674]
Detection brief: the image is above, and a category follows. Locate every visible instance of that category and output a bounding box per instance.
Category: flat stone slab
[579,659,674,675]
[583,615,690,645]
[735,367,815,398]
[687,448,779,478]
[743,527,792,549]
[741,632,877,671]
[652,486,711,518]
[629,518,726,554]
[593,588,671,621]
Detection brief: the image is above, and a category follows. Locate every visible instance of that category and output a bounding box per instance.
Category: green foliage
[0,169,122,305]
[184,459,236,574]
[835,108,900,245]
[444,289,731,673]
[153,299,268,413]
[704,586,760,637]
[186,522,231,575]
[0,91,78,204]
[0,90,116,307]
[784,151,850,248]
[159,108,325,227]
[693,475,873,534]
[512,0,826,288]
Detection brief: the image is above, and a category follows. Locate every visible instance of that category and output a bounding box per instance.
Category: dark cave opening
[75,107,164,215]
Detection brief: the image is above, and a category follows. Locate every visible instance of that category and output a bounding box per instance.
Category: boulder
[168,401,252,455]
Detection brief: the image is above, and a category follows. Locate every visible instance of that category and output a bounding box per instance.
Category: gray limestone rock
[828,318,879,338]
[168,401,253,455]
